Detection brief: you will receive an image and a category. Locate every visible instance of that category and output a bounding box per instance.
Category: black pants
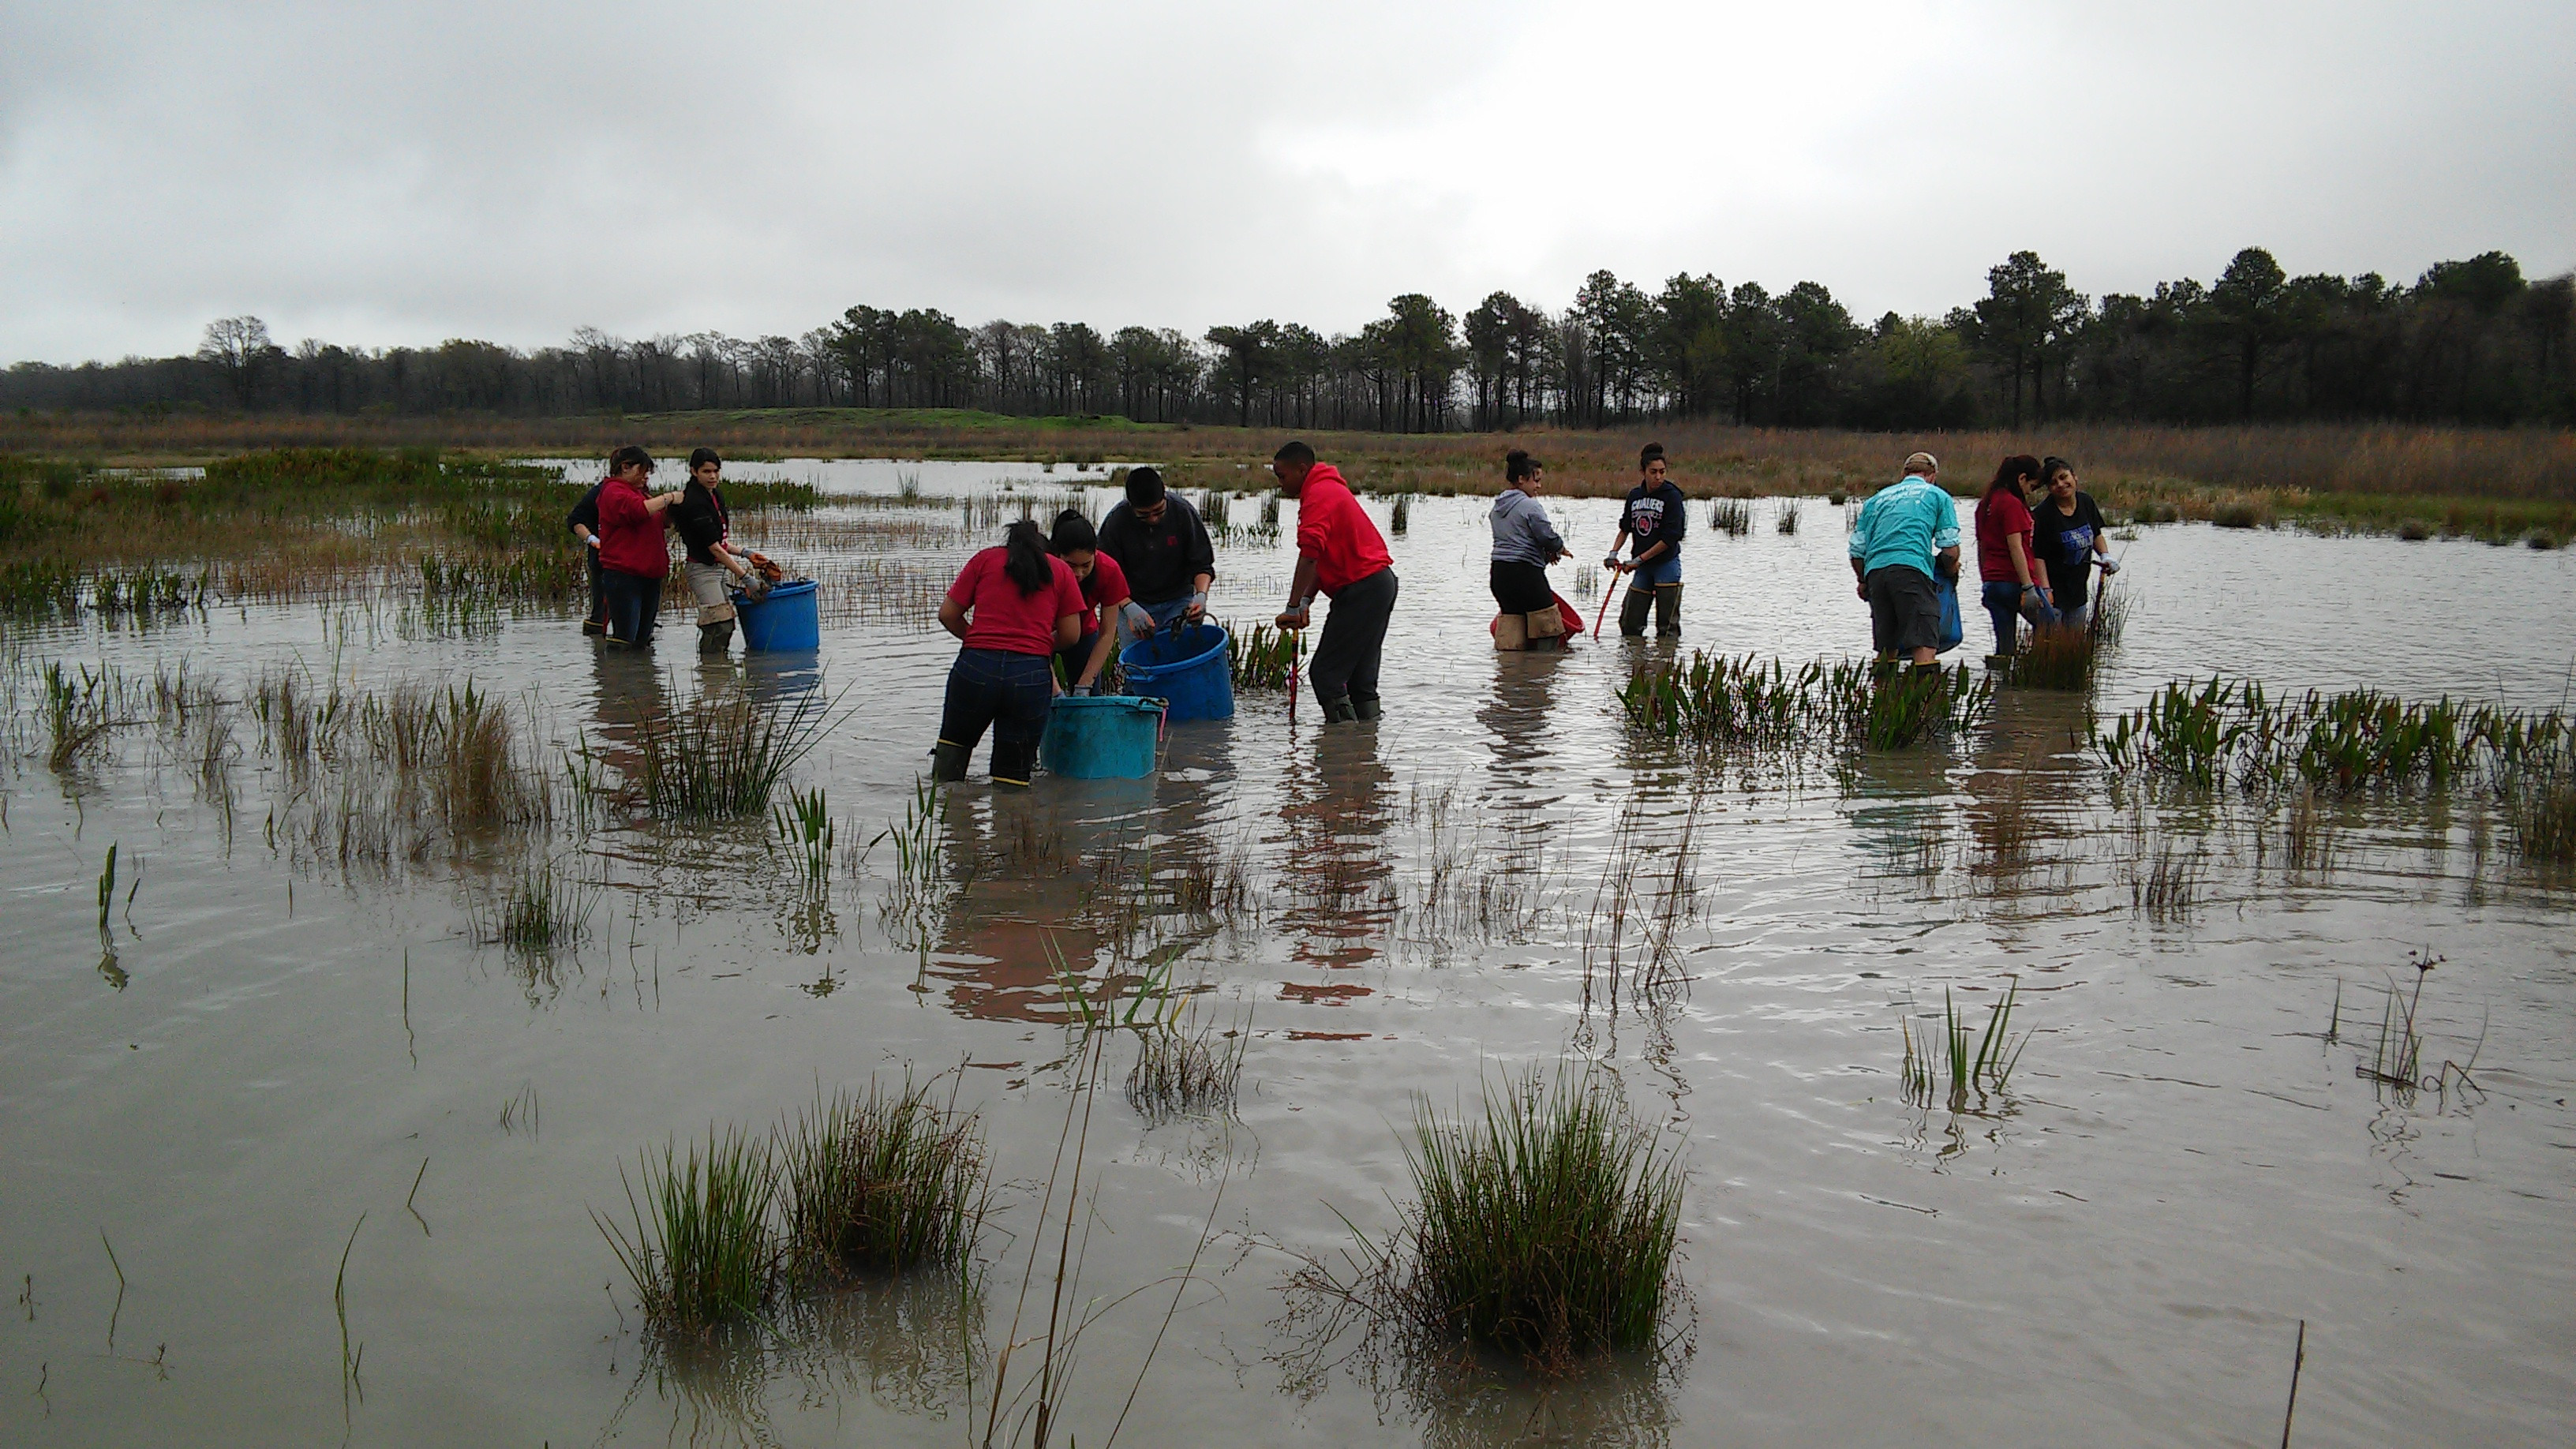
[939,648,1053,784]
[1489,560,1555,616]
[584,549,605,628]
[602,569,661,646]
[1311,567,1397,709]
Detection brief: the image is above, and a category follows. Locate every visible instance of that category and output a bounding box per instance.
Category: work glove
[1602,553,1621,570]
[584,534,599,549]
[1119,601,1155,637]
[1185,590,1208,620]
[2099,558,2121,575]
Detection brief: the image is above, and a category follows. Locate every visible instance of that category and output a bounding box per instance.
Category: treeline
[6,249,2570,432]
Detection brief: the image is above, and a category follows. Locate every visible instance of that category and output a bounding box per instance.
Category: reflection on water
[4,475,2574,1446]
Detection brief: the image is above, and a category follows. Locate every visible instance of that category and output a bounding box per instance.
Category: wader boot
[930,740,971,784]
[1354,697,1380,721]
[1619,585,1653,638]
[698,620,735,655]
[990,739,1038,788]
[1654,584,1683,637]
[1320,695,1359,724]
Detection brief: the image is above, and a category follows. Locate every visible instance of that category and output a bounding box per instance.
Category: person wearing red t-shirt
[1973,454,2050,655]
[593,445,684,648]
[1047,511,1144,695]
[1271,440,1398,724]
[933,521,1088,787]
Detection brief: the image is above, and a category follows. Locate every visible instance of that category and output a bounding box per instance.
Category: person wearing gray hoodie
[1490,450,1570,645]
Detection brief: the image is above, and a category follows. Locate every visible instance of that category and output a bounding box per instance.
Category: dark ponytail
[1504,449,1539,485]
[1049,509,1097,556]
[1002,519,1052,595]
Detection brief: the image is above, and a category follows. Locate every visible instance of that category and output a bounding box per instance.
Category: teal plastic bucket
[1041,695,1166,779]
[1118,623,1234,721]
[732,579,820,651]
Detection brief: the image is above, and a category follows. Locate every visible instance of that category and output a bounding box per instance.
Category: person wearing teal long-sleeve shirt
[1848,451,1961,667]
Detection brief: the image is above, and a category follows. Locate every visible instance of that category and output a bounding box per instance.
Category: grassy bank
[4,410,2571,544]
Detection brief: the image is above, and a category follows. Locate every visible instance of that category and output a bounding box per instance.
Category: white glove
[2099,557,2121,575]
[583,534,600,549]
[1186,590,1208,618]
[1119,601,1155,635]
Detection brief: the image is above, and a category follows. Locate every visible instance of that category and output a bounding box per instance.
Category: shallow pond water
[3,459,2574,1447]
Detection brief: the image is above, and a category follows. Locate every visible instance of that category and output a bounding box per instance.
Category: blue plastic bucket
[1118,623,1234,722]
[732,579,820,652]
[1041,695,1166,779]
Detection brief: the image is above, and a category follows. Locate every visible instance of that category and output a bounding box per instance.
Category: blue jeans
[939,649,1054,785]
[1058,631,1102,692]
[602,570,661,646]
[1627,552,1681,587]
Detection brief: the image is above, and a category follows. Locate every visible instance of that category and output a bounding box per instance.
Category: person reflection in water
[933,520,1085,788]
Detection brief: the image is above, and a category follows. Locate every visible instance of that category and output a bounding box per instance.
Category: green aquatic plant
[2499,750,2576,866]
[1776,500,1801,534]
[480,857,596,953]
[1707,496,1750,536]
[636,686,839,822]
[1290,1065,1685,1371]
[777,1078,987,1279]
[1619,651,1990,753]
[1900,983,2029,1112]
[2010,623,2097,691]
[599,1126,781,1339]
[1126,1013,1248,1122]
[43,661,120,772]
[774,784,834,883]
[2094,677,2573,796]
[1226,620,1303,692]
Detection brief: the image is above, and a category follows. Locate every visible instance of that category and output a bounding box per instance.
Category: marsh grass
[43,661,122,772]
[636,686,838,822]
[1774,500,1801,535]
[1707,497,1750,536]
[1619,652,1990,754]
[773,784,833,884]
[1226,620,1303,691]
[870,774,950,945]
[2499,747,2576,867]
[480,857,597,953]
[2129,839,2206,923]
[777,1078,988,1279]
[1126,1014,1249,1123]
[1900,983,2029,1113]
[2095,677,2572,796]
[1390,492,1413,534]
[1286,1065,1684,1374]
[2011,623,2098,691]
[600,1126,781,1339]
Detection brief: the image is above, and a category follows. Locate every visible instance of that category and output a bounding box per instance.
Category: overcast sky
[3,1,2570,363]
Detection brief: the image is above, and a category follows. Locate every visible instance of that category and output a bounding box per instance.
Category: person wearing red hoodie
[593,445,683,647]
[1271,440,1398,723]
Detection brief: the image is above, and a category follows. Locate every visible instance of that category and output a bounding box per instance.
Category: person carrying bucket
[1048,510,1148,695]
[1096,466,1215,641]
[1604,443,1688,638]
[1271,440,1397,724]
[594,445,685,649]
[1489,448,1571,650]
[669,447,761,654]
[933,520,1088,787]
[1848,451,1960,668]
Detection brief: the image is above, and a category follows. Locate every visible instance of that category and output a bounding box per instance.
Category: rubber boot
[1655,584,1683,637]
[1354,697,1380,721]
[698,620,735,655]
[580,617,607,637]
[1619,586,1653,638]
[990,739,1038,788]
[1320,695,1359,724]
[930,740,971,784]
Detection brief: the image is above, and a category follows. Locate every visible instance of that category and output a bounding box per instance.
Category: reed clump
[2095,677,2573,796]
[1707,497,1751,536]
[636,687,838,822]
[43,661,122,772]
[1226,620,1302,691]
[1290,1065,1684,1372]
[480,857,597,953]
[1899,983,2029,1112]
[2499,747,2576,866]
[600,1127,781,1339]
[1774,500,1801,535]
[2010,623,2098,691]
[1619,651,1991,754]
[1126,1017,1248,1122]
[777,1080,988,1279]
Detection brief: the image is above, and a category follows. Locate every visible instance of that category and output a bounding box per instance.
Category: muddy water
[4,460,2574,1447]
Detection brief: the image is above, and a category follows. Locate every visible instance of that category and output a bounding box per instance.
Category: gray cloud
[3,0,2569,361]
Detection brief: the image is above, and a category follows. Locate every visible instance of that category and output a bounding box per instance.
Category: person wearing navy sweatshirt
[1604,443,1688,638]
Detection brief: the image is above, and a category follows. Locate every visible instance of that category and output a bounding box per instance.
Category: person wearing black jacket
[565,475,608,635]
[668,447,757,653]
[1095,467,1215,637]
[1604,443,1688,637]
